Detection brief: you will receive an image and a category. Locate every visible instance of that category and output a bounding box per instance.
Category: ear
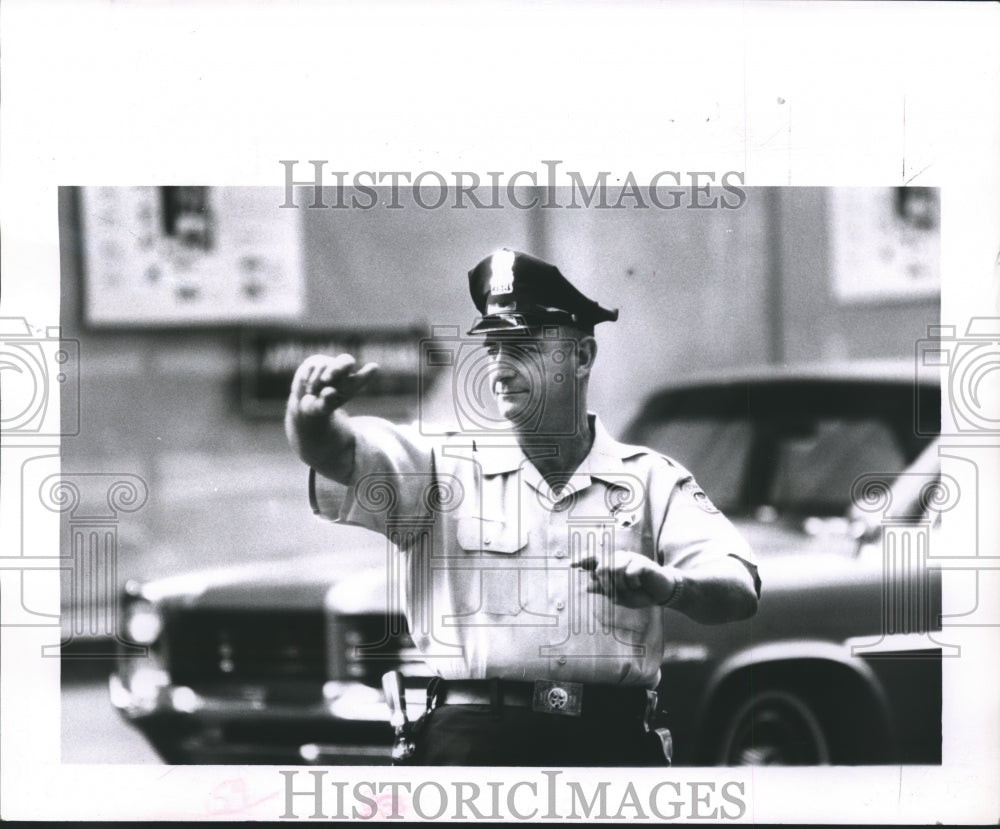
[576,335,598,377]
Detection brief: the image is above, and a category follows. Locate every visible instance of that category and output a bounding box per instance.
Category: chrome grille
[329,613,421,685]
[167,609,326,689]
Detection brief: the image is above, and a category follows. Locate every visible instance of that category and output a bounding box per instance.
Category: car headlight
[123,598,163,645]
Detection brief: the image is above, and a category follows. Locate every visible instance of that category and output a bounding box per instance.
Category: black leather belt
[433,678,654,720]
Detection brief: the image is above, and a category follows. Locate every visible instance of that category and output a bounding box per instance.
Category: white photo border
[1,0,998,823]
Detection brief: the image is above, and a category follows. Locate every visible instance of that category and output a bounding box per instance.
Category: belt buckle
[532,680,583,717]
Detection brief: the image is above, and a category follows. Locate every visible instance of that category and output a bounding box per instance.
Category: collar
[472,415,645,492]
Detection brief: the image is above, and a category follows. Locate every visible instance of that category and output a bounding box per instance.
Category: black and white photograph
[2,1,999,824]
[55,182,944,772]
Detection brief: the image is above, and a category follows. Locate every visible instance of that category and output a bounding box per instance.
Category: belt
[433,678,655,720]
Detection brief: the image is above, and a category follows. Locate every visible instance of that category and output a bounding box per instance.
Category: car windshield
[638,415,909,518]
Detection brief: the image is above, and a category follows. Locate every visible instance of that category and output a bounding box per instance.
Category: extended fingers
[576,552,647,597]
[577,558,616,597]
[572,556,607,595]
[292,355,380,410]
[338,361,379,396]
[307,354,356,395]
[294,355,345,397]
[623,557,645,590]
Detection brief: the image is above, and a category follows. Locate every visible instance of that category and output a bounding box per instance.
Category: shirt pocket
[456,517,528,616]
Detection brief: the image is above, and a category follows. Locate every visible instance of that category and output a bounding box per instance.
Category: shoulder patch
[680,477,720,514]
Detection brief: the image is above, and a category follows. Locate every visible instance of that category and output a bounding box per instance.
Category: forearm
[285,406,358,485]
[661,555,758,624]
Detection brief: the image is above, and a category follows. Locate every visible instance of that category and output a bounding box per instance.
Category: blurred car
[111,362,944,765]
[109,524,401,765]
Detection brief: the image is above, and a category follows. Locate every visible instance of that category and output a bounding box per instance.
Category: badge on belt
[532,679,584,716]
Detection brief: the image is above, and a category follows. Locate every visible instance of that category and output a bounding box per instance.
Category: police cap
[467,249,619,335]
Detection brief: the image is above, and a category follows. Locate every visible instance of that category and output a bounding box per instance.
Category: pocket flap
[457,517,528,555]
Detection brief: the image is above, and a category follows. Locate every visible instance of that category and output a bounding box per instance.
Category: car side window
[767,419,906,516]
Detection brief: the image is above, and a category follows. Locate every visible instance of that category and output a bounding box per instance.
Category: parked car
[111,362,943,765]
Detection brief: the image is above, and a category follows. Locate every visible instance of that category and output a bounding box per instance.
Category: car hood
[138,516,861,612]
[732,515,859,559]
[139,524,390,609]
[326,566,397,614]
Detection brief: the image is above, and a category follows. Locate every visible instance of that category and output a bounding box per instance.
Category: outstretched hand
[572,551,678,609]
[285,354,378,482]
[289,354,379,419]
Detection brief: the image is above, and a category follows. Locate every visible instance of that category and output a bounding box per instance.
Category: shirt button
[483,537,492,545]
[554,549,566,559]
[555,600,565,611]
[557,656,567,665]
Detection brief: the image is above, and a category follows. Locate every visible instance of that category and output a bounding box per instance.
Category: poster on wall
[80,186,303,326]
[828,187,941,302]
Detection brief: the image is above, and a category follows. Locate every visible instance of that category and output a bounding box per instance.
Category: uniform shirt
[310,414,753,689]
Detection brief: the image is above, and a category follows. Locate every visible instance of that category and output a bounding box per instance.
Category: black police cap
[467,249,619,335]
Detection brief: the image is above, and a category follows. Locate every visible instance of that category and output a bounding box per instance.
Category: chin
[493,394,532,425]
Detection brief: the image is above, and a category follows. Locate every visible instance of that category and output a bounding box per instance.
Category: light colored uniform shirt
[311,414,752,689]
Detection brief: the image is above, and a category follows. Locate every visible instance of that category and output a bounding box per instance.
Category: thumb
[623,558,645,590]
[349,361,379,392]
[336,362,379,401]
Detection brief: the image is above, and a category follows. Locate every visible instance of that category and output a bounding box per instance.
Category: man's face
[482,328,580,427]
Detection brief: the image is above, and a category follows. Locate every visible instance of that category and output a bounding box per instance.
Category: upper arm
[655,469,753,570]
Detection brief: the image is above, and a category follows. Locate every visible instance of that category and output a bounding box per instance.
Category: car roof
[642,359,939,391]
[624,358,941,453]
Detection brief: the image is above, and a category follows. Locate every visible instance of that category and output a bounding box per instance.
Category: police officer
[286,249,760,766]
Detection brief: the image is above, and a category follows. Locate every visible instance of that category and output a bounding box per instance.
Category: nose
[489,358,518,381]
[486,345,522,380]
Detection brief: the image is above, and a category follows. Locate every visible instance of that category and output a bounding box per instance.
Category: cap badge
[488,249,516,296]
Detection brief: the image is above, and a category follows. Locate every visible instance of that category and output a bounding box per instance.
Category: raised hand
[289,354,379,418]
[285,354,378,482]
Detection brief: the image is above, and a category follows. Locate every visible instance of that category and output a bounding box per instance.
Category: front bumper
[110,674,401,764]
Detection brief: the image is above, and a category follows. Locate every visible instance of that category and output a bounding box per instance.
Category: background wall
[776,188,939,363]
[58,187,938,593]
[541,189,773,420]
